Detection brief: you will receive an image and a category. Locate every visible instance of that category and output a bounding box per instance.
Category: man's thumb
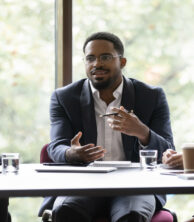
[71,131,82,146]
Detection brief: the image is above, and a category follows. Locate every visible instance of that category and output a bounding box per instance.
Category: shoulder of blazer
[128,78,165,115]
[55,79,87,96]
[52,79,89,105]
[130,78,163,93]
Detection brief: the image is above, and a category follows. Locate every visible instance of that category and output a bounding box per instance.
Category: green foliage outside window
[0,0,54,162]
[0,0,54,221]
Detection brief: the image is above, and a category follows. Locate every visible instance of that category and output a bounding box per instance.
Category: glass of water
[1,153,19,174]
[139,150,158,169]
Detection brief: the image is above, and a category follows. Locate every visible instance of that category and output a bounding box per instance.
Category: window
[0,0,54,162]
[0,0,55,221]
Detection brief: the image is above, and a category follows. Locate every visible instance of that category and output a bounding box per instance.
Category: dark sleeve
[47,90,74,163]
[0,198,9,222]
[146,88,175,162]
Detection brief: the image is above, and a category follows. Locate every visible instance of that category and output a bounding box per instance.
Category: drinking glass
[1,153,19,174]
[139,150,158,169]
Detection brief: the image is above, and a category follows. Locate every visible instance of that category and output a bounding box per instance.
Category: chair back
[40,144,53,163]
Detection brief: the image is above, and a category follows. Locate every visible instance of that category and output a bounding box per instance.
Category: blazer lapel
[80,79,97,145]
[121,77,136,160]
[121,77,135,112]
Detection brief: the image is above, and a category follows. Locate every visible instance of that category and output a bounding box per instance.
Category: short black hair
[83,32,124,56]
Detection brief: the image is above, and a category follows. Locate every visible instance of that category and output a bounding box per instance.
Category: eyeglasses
[84,54,121,64]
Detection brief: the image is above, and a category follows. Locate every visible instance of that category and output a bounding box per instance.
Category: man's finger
[111,107,128,117]
[83,146,105,154]
[120,106,125,111]
[168,149,177,154]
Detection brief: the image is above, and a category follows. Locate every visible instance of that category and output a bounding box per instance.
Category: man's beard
[89,67,122,90]
[91,77,112,90]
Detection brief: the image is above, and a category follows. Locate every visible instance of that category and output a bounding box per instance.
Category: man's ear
[120,57,127,69]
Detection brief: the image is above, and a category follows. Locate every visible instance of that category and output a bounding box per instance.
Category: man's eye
[101,55,112,61]
[86,56,95,62]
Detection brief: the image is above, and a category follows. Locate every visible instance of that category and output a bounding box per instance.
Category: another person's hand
[66,131,106,163]
[162,149,183,168]
[107,106,150,145]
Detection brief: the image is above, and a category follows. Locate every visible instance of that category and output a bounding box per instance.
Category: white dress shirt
[89,80,126,161]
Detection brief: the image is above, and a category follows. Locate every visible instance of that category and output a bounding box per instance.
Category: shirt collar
[89,77,123,99]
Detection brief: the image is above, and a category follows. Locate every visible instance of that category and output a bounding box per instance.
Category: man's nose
[93,57,103,66]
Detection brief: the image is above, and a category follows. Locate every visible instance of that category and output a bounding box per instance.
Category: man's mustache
[90,68,109,75]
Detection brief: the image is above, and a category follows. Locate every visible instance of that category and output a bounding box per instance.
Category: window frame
[55,0,72,88]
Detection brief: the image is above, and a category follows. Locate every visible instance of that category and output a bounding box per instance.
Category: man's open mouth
[91,69,109,76]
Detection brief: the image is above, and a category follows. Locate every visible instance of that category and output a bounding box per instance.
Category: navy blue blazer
[38,76,175,216]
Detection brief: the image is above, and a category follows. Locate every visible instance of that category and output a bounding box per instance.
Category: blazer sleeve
[145,87,174,162]
[47,90,74,163]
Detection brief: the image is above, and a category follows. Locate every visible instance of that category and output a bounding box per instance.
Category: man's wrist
[138,125,150,146]
[65,148,72,163]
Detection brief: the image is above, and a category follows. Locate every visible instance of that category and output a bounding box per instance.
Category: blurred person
[39,32,175,222]
[162,150,194,222]
[0,198,11,222]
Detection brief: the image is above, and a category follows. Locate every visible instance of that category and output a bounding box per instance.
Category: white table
[0,164,194,198]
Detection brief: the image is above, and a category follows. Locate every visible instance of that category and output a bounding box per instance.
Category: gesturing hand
[107,106,150,145]
[66,132,106,163]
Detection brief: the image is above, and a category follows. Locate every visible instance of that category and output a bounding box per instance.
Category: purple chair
[40,144,177,222]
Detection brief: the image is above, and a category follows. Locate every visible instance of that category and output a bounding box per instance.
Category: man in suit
[39,32,175,222]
